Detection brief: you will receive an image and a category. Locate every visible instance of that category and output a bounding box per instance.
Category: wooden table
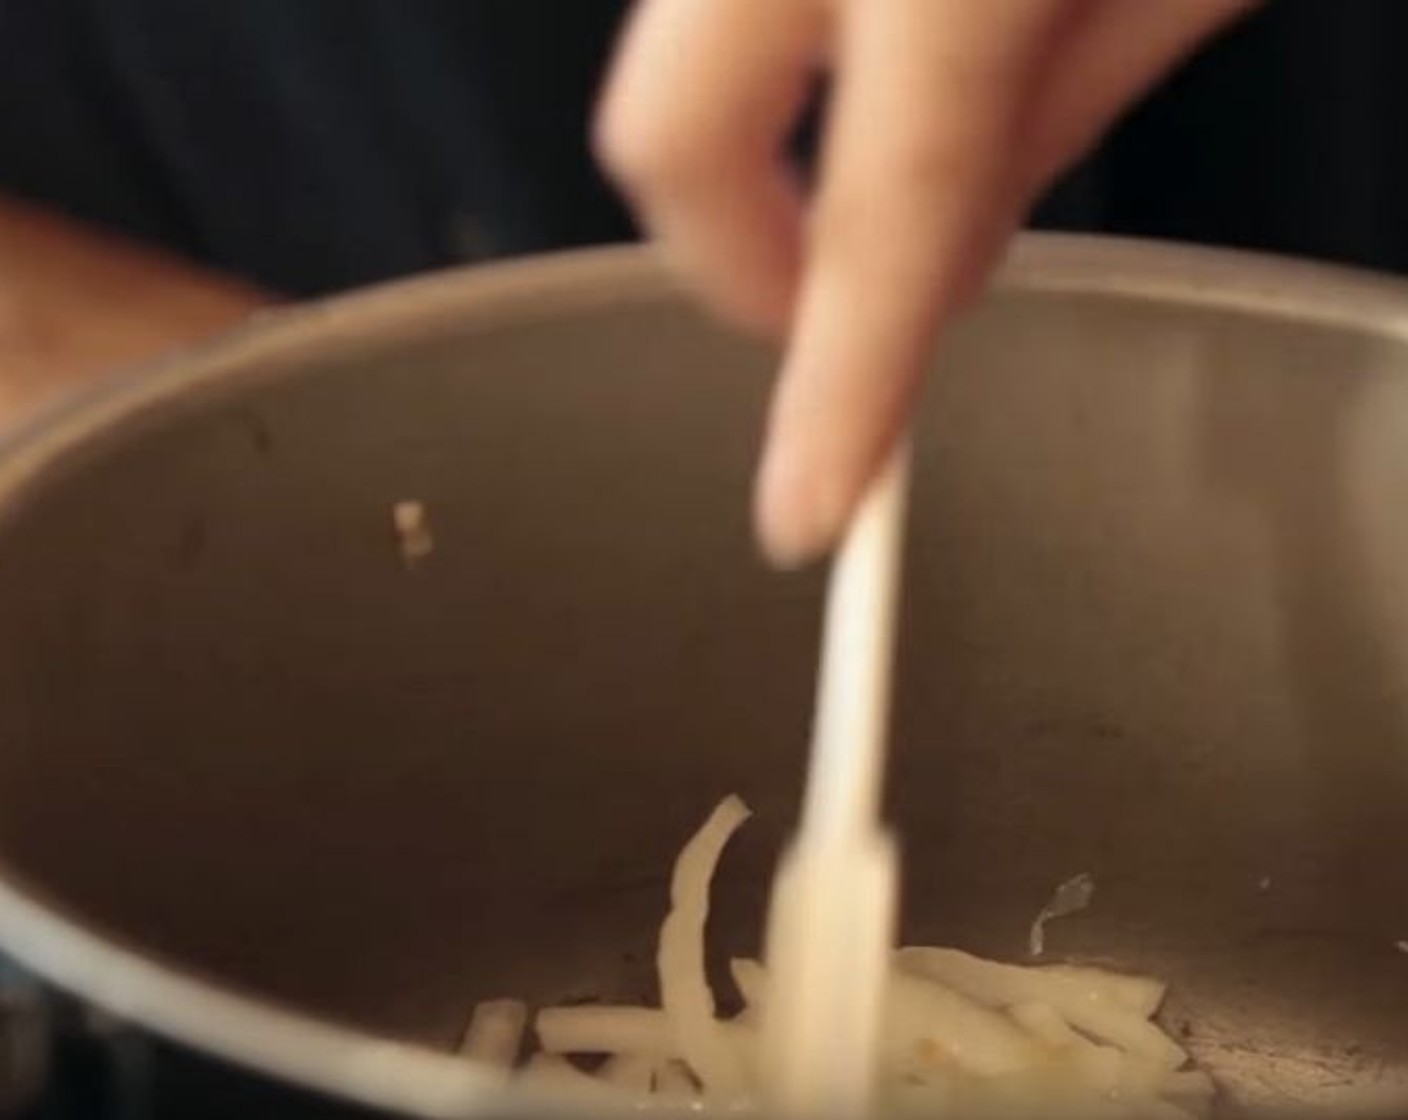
[0,197,270,426]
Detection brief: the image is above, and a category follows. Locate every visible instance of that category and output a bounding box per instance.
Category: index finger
[755,0,1068,566]
[595,0,825,331]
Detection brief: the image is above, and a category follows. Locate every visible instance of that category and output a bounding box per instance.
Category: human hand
[0,196,266,421]
[595,0,1255,566]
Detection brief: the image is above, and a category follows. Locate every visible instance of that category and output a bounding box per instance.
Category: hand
[0,197,266,421]
[595,0,1255,566]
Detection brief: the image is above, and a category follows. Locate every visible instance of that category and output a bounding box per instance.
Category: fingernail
[755,440,847,570]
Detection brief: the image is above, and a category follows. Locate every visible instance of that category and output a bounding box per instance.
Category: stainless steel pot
[0,235,1405,1118]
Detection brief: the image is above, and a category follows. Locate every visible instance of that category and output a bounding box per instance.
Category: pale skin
[595,0,1257,567]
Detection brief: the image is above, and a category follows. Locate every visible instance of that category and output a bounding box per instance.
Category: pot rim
[1,232,1407,1118]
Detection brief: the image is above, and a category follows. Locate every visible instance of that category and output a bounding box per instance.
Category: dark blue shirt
[3,0,1408,294]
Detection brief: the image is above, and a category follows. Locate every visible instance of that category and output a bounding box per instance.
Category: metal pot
[0,235,1405,1118]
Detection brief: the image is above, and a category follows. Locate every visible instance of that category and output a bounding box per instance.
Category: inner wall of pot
[0,285,1406,1113]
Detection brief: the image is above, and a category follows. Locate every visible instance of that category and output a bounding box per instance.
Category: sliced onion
[1065,1001,1189,1071]
[517,1054,616,1099]
[657,794,751,1099]
[1160,1068,1217,1103]
[535,1005,674,1058]
[1040,963,1166,1018]
[883,971,1040,1079]
[1010,1001,1204,1109]
[898,946,1187,1071]
[1029,872,1095,957]
[599,1053,656,1095]
[1009,1000,1085,1050]
[1142,1100,1205,1120]
[487,795,1209,1118]
[896,948,1166,1023]
[653,1059,702,1103]
[729,958,766,1014]
[459,999,528,1072]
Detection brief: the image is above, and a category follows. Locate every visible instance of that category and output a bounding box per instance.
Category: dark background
[2,0,1407,296]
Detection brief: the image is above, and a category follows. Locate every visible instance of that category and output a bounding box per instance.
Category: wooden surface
[0,197,270,426]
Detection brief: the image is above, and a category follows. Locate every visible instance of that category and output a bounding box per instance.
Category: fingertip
[754,424,854,571]
[592,0,820,341]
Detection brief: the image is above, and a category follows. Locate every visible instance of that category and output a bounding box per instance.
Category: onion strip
[469,796,1210,1117]
[898,946,1187,1070]
[656,794,751,1099]
[459,999,528,1073]
[897,947,1165,1021]
[535,1005,674,1058]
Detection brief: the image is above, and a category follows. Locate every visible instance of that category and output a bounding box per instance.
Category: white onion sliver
[883,971,1040,1079]
[897,946,1187,1071]
[517,1054,616,1099]
[1008,1001,1082,1050]
[657,794,751,1099]
[1029,872,1095,957]
[481,795,1209,1118]
[459,999,528,1070]
[535,1005,674,1058]
[599,1053,656,1095]
[1143,1100,1204,1120]
[653,1059,702,1103]
[1040,963,1167,1018]
[1161,1068,1218,1102]
[1065,1000,1189,1071]
[897,948,1165,1022]
[729,958,766,1013]
[1009,1001,1173,1103]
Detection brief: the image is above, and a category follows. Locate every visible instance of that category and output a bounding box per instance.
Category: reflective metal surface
[0,236,1405,1117]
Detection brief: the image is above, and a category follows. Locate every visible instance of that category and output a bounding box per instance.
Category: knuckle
[814,118,996,248]
[593,99,717,200]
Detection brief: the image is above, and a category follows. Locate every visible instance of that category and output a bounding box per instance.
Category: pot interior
[0,247,1407,1116]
